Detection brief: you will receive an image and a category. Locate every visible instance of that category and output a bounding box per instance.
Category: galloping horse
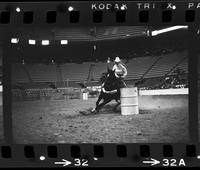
[91,68,121,113]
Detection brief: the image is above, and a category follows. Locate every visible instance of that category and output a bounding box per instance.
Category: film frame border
[0,1,199,167]
[0,1,200,25]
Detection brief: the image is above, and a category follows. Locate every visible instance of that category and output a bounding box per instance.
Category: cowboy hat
[114,57,121,62]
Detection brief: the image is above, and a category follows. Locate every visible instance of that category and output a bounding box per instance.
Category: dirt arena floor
[12,97,189,144]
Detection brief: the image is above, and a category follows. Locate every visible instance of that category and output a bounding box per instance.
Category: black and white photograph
[10,26,189,143]
[0,46,3,143]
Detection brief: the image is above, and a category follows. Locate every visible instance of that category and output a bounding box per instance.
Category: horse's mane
[100,72,108,83]
[102,69,119,89]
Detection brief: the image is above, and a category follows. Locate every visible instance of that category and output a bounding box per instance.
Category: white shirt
[112,63,127,78]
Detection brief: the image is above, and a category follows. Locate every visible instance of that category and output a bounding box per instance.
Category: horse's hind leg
[113,100,120,112]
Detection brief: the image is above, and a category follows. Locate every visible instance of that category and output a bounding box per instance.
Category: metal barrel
[120,87,139,115]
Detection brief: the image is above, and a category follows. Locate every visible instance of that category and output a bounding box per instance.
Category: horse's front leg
[96,93,102,108]
[91,93,103,113]
[95,98,112,112]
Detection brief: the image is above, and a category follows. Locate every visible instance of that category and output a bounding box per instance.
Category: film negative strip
[0,0,200,167]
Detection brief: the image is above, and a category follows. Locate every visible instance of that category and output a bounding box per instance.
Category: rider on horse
[108,56,128,88]
[90,57,128,113]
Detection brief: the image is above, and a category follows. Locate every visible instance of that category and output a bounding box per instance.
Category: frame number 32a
[162,159,186,167]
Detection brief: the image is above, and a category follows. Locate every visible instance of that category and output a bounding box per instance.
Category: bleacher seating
[12,63,30,83]
[126,56,159,80]
[27,64,57,82]
[11,51,188,86]
[93,62,108,80]
[144,51,188,78]
[61,63,90,81]
[170,57,188,74]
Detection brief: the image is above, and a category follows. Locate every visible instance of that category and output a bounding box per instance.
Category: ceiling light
[16,7,21,12]
[68,6,74,12]
[61,40,68,45]
[152,26,188,36]
[11,38,19,44]
[29,39,36,45]
[42,40,50,45]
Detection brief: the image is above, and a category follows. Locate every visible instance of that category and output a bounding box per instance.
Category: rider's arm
[114,72,119,78]
[113,65,120,78]
[121,64,127,78]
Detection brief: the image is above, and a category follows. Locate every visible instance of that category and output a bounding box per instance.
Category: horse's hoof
[91,108,96,113]
[91,108,99,114]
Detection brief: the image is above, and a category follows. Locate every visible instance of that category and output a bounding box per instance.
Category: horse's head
[107,68,116,80]
[103,68,119,91]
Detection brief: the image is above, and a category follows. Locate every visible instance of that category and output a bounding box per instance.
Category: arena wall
[139,88,188,96]
[138,88,188,110]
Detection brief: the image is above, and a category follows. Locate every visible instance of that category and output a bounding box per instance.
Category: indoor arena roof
[4,26,149,42]
[0,26,189,63]
[0,26,188,43]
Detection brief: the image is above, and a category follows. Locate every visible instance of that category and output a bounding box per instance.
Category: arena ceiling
[0,26,187,42]
[0,26,189,63]
[3,26,149,42]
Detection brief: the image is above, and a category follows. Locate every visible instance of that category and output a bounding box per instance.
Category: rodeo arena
[1,26,190,143]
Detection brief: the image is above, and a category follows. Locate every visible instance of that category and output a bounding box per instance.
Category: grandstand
[15,26,149,42]
[9,26,188,101]
[143,51,187,78]
[11,51,188,88]
[61,62,91,81]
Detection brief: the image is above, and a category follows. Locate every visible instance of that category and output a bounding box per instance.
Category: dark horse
[91,68,121,113]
